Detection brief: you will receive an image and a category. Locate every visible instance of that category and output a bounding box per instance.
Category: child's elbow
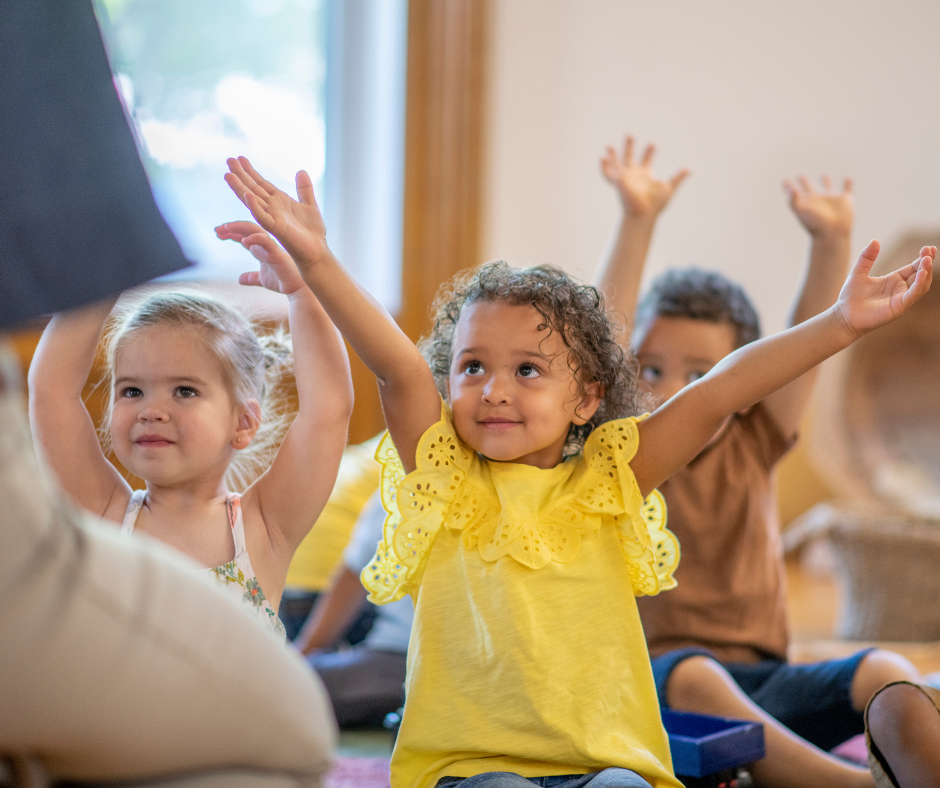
[329,380,355,424]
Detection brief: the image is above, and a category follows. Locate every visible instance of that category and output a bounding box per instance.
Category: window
[95,0,329,281]
[96,0,407,308]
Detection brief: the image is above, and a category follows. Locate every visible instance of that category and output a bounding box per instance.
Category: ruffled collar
[361,401,679,603]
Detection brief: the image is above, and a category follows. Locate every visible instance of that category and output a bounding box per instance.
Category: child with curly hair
[224,155,933,788]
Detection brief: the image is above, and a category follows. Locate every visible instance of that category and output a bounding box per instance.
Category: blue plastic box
[662,710,765,778]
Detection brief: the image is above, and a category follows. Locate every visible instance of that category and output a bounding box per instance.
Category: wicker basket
[787,502,940,641]
[800,233,940,641]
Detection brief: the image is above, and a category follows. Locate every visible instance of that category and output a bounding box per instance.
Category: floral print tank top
[121,490,286,638]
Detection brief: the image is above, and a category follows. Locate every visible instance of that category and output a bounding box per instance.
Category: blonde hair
[99,290,295,491]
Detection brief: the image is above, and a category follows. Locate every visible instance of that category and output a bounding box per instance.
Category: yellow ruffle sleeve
[362,404,679,604]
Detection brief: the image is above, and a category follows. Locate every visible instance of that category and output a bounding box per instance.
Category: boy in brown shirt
[596,137,921,788]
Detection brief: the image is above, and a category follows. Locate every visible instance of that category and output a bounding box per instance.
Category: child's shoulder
[715,403,795,472]
[583,415,645,459]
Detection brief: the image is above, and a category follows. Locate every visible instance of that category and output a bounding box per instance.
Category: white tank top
[122,490,286,638]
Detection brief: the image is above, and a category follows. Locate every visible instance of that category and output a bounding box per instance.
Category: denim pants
[435,768,652,787]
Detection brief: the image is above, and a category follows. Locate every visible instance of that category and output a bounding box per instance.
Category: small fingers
[622,135,634,166]
[600,149,619,182]
[216,220,264,240]
[843,177,854,195]
[226,157,272,215]
[214,222,238,240]
[820,174,832,193]
[295,169,317,206]
[237,156,278,196]
[240,232,276,250]
[640,143,656,168]
[798,175,813,194]
[223,171,250,207]
[853,239,881,277]
[669,169,690,189]
[902,263,932,307]
[238,271,262,288]
[226,157,260,193]
[242,190,275,230]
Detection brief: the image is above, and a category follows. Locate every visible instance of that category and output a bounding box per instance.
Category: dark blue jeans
[435,769,652,787]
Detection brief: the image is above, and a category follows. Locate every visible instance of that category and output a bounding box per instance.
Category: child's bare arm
[28,298,132,518]
[762,176,854,437]
[594,136,689,324]
[215,221,353,555]
[632,241,934,498]
[223,157,440,473]
[294,566,368,655]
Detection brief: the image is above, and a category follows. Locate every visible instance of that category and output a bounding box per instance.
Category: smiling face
[447,300,600,469]
[634,315,738,406]
[109,325,252,488]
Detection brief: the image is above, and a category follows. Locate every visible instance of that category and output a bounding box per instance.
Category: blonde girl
[224,155,933,786]
[28,222,353,636]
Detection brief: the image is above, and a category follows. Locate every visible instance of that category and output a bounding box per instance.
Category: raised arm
[594,136,689,325]
[632,241,935,497]
[215,221,352,554]
[28,297,132,519]
[762,176,854,437]
[223,157,440,473]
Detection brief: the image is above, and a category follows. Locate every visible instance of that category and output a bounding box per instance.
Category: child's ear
[572,382,603,425]
[232,398,262,450]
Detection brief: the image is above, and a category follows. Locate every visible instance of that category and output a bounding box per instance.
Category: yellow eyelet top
[363,403,682,788]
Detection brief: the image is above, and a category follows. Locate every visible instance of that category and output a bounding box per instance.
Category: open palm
[836,241,935,336]
[784,176,854,237]
[224,157,329,270]
[600,136,689,218]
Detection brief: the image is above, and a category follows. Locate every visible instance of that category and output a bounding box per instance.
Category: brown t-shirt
[637,403,795,664]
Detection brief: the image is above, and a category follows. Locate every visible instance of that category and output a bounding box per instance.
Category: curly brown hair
[418,261,642,446]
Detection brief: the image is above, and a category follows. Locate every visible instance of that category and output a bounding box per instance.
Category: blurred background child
[597,136,923,788]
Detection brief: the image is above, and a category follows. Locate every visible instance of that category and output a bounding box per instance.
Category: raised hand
[835,241,935,338]
[224,157,330,271]
[600,135,689,219]
[215,220,306,296]
[784,175,854,239]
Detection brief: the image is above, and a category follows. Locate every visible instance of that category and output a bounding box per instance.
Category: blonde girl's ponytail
[225,327,296,492]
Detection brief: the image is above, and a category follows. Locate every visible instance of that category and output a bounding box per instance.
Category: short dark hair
[634,267,761,350]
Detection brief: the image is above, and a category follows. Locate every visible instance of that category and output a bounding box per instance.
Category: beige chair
[0,347,336,788]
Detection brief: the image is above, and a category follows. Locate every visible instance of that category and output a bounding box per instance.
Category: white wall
[481,0,940,334]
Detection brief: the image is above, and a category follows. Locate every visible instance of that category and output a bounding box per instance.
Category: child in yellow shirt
[223,155,934,788]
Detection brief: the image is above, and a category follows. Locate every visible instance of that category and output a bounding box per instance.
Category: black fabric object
[0,0,191,330]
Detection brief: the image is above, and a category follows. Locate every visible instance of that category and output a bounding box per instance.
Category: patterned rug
[831,734,869,766]
[326,757,392,788]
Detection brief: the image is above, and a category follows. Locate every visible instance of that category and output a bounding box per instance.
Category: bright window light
[95,0,328,281]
